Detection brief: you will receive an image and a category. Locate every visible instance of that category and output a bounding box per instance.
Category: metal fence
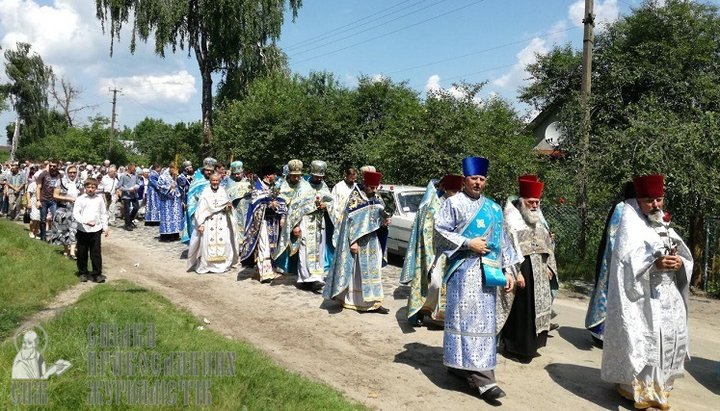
[702,216,720,294]
[541,204,606,280]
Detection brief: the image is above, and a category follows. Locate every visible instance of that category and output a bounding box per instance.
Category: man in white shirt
[98,166,119,226]
[73,178,109,283]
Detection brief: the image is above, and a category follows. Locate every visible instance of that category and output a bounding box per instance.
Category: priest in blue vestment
[323,170,390,313]
[434,156,518,403]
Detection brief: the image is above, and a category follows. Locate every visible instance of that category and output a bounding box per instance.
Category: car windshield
[397,192,424,213]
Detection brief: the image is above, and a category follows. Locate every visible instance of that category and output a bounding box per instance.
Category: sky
[0,0,714,141]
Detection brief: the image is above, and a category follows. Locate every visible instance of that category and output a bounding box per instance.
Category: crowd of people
[0,155,693,409]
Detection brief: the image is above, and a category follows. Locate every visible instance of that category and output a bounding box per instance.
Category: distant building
[526,103,564,157]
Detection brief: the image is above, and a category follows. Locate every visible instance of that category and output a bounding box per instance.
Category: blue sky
[0,0,713,141]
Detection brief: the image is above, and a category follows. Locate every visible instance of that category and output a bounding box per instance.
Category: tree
[95,0,302,153]
[49,76,96,127]
[520,0,720,287]
[1,42,53,145]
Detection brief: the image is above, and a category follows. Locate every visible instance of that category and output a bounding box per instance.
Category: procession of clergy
[181,154,692,409]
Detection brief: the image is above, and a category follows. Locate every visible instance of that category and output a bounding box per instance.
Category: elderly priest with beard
[601,174,692,411]
[499,175,557,363]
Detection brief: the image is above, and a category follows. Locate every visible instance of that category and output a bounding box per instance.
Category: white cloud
[424,74,441,93]
[424,74,481,103]
[0,0,105,65]
[569,0,620,31]
[492,37,548,89]
[98,70,197,103]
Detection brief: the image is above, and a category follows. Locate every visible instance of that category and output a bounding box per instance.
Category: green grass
[0,220,78,340]
[0,152,9,162]
[0,220,365,410]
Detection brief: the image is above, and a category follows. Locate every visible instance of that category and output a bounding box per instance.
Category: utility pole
[108,88,121,159]
[579,0,594,254]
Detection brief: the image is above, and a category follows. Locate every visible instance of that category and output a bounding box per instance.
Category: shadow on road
[545,363,622,410]
[394,306,417,334]
[685,356,720,396]
[557,326,595,351]
[394,342,476,397]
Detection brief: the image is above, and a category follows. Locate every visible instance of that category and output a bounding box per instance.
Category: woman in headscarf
[50,164,83,258]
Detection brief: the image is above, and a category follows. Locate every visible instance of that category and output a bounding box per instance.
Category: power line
[409,62,518,90]
[292,0,489,65]
[388,26,578,75]
[284,0,420,51]
[288,0,450,55]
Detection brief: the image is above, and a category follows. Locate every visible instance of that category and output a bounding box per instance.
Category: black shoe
[124,225,134,231]
[78,274,89,282]
[130,222,137,227]
[549,322,560,331]
[310,282,324,294]
[480,386,506,402]
[92,275,107,283]
[373,306,390,314]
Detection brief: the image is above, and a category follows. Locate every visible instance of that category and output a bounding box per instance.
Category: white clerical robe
[187,186,240,274]
[601,199,692,409]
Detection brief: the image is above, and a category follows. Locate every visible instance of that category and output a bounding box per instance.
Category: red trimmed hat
[518,174,539,182]
[633,175,664,198]
[364,171,382,187]
[439,174,464,191]
[519,179,544,199]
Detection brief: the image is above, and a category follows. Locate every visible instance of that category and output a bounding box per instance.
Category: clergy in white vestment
[329,167,357,238]
[187,173,240,274]
[601,174,692,411]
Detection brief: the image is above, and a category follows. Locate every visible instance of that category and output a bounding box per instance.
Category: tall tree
[520,0,720,288]
[95,0,302,153]
[1,42,53,146]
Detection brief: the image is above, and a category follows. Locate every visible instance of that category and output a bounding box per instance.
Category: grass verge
[0,220,365,410]
[0,220,78,340]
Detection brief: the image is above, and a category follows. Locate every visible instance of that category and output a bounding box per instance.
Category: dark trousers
[122,198,139,227]
[448,368,496,392]
[76,230,103,275]
[39,200,57,240]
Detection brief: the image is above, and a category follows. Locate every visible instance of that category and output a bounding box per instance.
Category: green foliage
[521,0,720,282]
[129,118,203,167]
[1,42,54,145]
[16,116,137,164]
[215,72,536,193]
[95,0,304,146]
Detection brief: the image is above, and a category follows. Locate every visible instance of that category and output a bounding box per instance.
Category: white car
[377,184,427,257]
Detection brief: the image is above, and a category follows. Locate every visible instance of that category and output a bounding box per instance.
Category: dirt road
[100,225,719,410]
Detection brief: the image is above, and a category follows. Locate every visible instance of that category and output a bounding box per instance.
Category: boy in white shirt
[72,178,110,283]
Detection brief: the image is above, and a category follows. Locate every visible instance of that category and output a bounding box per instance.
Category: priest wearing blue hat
[434,156,520,403]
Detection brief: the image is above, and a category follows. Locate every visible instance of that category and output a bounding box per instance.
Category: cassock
[144,169,161,223]
[500,199,556,359]
[157,168,185,235]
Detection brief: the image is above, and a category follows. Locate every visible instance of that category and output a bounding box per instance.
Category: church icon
[12,325,71,380]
